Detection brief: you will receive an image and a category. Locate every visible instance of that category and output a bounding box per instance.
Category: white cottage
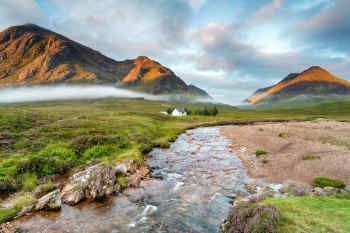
[172,108,187,117]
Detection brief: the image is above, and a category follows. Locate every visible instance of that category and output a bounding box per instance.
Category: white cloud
[248,0,283,27]
[0,0,44,30]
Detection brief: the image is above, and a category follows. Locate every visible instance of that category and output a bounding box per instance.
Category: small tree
[166,107,174,115]
[212,106,219,116]
[204,106,210,116]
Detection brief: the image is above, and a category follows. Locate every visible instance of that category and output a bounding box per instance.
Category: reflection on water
[14,127,249,233]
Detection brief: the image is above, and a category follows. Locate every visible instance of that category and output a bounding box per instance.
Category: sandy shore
[221,119,350,184]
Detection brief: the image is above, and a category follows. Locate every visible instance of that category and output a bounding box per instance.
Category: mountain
[0,24,210,97]
[188,84,212,99]
[248,66,350,104]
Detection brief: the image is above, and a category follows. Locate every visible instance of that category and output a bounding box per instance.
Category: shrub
[256,150,268,156]
[302,154,320,160]
[313,177,346,189]
[222,203,281,233]
[83,145,116,160]
[117,176,129,188]
[40,181,54,193]
[14,193,37,210]
[39,142,77,161]
[70,135,124,154]
[278,131,287,138]
[262,159,269,164]
[258,128,264,132]
[22,173,39,191]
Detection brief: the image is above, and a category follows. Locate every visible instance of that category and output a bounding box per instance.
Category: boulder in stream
[35,189,61,210]
[61,163,117,205]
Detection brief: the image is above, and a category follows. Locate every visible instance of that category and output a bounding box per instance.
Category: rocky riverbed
[8,126,250,233]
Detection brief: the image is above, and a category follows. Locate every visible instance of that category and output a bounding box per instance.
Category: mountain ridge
[0,24,211,98]
[248,66,350,104]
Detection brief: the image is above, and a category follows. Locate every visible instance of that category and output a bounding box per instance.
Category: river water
[14,126,249,233]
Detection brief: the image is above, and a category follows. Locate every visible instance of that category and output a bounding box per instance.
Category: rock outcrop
[61,163,117,205]
[35,189,61,210]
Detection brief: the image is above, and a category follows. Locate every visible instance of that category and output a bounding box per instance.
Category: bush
[14,193,37,210]
[262,159,269,164]
[256,150,268,156]
[40,181,54,193]
[313,177,346,189]
[278,132,287,137]
[117,176,129,188]
[302,154,320,160]
[222,203,281,233]
[83,145,116,160]
[22,173,39,191]
[70,135,125,154]
[39,142,77,161]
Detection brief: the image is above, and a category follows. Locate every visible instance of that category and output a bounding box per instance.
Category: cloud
[0,0,44,30]
[295,0,350,51]
[46,0,193,60]
[248,0,283,27]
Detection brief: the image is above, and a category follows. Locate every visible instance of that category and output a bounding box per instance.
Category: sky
[1,0,350,104]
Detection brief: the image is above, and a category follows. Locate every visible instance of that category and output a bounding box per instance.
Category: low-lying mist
[0,85,215,104]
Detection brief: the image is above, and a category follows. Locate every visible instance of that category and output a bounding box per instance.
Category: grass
[256,150,268,156]
[262,159,269,164]
[313,177,346,189]
[262,196,350,233]
[0,207,19,223]
[40,181,54,193]
[278,131,287,137]
[302,154,321,160]
[22,173,39,191]
[1,97,350,194]
[13,193,37,210]
[0,97,349,224]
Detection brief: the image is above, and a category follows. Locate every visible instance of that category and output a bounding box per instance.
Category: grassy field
[1,98,350,193]
[1,97,350,227]
[263,196,350,233]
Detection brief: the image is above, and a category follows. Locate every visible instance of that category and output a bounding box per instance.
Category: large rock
[345,185,350,194]
[61,163,117,205]
[35,189,61,210]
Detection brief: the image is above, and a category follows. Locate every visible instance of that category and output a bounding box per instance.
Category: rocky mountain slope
[248,66,350,104]
[0,24,210,98]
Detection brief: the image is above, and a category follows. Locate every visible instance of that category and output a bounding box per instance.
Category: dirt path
[221,119,350,184]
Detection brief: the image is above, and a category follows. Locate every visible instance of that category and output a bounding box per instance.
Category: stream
[13,126,249,233]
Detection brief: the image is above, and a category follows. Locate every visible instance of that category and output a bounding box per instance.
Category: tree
[212,106,219,116]
[166,107,174,114]
[204,106,210,116]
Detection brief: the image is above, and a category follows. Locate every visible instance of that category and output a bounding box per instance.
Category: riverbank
[221,119,350,184]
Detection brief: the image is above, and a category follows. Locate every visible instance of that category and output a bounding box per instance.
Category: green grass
[314,177,346,189]
[302,154,321,160]
[40,181,54,193]
[0,98,350,195]
[262,196,350,233]
[0,207,19,223]
[13,193,37,210]
[278,131,287,137]
[22,173,39,192]
[256,150,268,156]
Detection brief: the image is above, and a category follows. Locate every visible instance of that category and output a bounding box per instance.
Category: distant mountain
[188,84,212,99]
[248,66,350,104]
[0,24,210,98]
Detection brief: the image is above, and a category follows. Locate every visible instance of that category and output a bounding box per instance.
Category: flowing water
[13,126,249,233]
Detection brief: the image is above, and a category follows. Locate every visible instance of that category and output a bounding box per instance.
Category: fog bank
[0,85,215,104]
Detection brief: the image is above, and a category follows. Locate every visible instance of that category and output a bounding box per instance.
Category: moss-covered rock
[221,203,281,233]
